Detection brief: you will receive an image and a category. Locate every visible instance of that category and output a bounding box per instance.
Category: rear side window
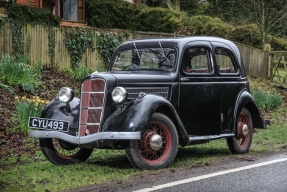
[182,47,211,74]
[215,48,237,74]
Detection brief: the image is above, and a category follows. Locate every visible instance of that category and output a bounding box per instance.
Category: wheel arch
[155,105,189,146]
[233,90,266,134]
[102,94,189,145]
[40,96,80,136]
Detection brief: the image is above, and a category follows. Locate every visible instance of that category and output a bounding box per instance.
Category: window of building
[56,0,85,23]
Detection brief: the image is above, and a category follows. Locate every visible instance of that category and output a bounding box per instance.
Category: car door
[179,41,221,136]
[211,41,245,134]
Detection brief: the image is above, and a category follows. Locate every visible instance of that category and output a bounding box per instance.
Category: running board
[188,133,235,143]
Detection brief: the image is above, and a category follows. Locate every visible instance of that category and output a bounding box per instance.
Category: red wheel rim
[237,112,251,149]
[138,121,172,164]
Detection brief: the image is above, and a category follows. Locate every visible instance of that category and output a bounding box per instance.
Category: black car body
[28,36,266,169]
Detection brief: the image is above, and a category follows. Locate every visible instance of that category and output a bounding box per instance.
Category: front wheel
[125,113,178,169]
[227,108,253,154]
[40,138,93,165]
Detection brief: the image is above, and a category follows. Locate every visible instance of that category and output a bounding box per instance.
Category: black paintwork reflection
[101,94,189,144]
[41,97,80,136]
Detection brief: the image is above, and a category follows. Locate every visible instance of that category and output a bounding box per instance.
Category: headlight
[112,87,127,104]
[58,87,74,103]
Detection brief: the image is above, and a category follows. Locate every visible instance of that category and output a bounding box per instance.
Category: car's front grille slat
[79,79,106,136]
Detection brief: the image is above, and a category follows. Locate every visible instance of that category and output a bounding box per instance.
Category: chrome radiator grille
[79,78,106,136]
[126,87,169,99]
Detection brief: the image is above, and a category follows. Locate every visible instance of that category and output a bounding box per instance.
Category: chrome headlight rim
[58,87,74,103]
[112,87,127,104]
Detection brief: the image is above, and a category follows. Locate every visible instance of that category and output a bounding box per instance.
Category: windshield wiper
[133,43,143,65]
[159,41,170,64]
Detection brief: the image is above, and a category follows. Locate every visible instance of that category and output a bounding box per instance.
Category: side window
[182,48,211,74]
[215,48,237,74]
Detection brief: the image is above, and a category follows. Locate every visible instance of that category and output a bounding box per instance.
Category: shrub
[96,32,125,70]
[73,66,92,82]
[7,4,60,26]
[251,90,282,111]
[269,36,287,51]
[86,0,182,33]
[0,80,14,93]
[15,95,49,135]
[177,15,234,37]
[0,55,42,93]
[229,24,262,49]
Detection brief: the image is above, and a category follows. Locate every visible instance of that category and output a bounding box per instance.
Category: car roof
[124,36,229,45]
[120,36,242,65]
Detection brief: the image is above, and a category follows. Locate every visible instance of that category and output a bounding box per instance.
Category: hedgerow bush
[177,15,234,37]
[269,36,287,51]
[229,24,262,49]
[86,0,182,33]
[7,4,60,26]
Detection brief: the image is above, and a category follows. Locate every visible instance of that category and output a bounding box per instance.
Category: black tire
[125,113,178,169]
[39,138,93,165]
[227,108,253,154]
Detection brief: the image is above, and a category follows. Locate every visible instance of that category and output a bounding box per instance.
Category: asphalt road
[121,153,287,192]
[65,152,287,192]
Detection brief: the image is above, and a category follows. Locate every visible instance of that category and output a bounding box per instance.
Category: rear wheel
[40,138,93,165]
[227,108,253,154]
[125,113,178,169]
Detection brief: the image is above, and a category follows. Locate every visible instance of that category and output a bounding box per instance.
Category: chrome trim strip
[81,107,103,110]
[85,123,100,125]
[28,130,141,145]
[189,134,235,142]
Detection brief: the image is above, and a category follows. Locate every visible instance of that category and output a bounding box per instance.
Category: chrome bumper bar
[28,130,141,145]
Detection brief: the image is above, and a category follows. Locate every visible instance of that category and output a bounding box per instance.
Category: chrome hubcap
[242,124,249,136]
[150,134,163,150]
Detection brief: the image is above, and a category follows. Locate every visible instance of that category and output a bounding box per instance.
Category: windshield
[111,42,177,71]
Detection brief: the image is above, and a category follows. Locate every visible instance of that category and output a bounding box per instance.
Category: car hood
[108,71,173,84]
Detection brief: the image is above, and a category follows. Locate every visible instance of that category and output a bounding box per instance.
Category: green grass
[1,121,287,192]
[272,69,287,83]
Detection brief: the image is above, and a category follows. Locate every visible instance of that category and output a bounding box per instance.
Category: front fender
[40,96,80,136]
[101,93,189,144]
[234,90,266,133]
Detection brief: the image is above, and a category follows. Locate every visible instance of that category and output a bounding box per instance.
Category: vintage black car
[28,36,266,169]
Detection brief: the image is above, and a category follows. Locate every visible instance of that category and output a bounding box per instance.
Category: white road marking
[134,157,287,192]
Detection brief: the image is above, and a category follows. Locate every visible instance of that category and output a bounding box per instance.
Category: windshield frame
[109,41,179,72]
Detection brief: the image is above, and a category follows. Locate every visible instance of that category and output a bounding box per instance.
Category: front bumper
[28,130,141,145]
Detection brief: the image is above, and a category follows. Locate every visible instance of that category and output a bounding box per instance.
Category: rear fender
[101,93,189,145]
[40,96,80,136]
[233,90,266,134]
